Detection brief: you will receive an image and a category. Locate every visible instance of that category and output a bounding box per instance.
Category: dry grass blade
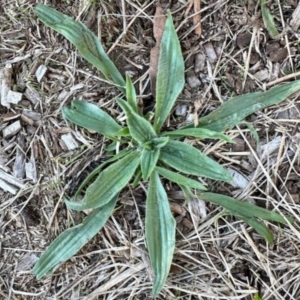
[193,0,201,36]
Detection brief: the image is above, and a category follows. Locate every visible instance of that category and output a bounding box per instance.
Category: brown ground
[1,0,300,299]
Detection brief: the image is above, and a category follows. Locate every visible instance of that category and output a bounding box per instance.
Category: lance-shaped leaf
[183,80,300,132]
[261,0,279,39]
[132,166,142,188]
[65,151,140,211]
[146,171,176,296]
[155,166,207,190]
[126,75,138,113]
[160,140,232,182]
[239,216,274,243]
[33,194,118,279]
[153,11,185,132]
[141,148,160,180]
[62,100,122,136]
[143,136,169,150]
[112,127,131,137]
[34,4,125,93]
[199,193,294,224]
[161,128,233,143]
[74,149,131,201]
[117,98,157,144]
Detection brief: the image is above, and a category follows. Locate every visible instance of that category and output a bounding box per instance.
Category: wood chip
[0,64,13,108]
[290,1,300,30]
[0,178,18,194]
[188,198,207,221]
[258,136,282,159]
[7,90,22,104]
[13,135,25,179]
[2,120,22,138]
[24,85,42,104]
[254,69,269,82]
[20,114,34,125]
[61,133,79,150]
[25,152,37,183]
[35,64,47,83]
[22,110,42,121]
[0,169,25,189]
[16,253,39,271]
[0,150,8,167]
[1,112,20,122]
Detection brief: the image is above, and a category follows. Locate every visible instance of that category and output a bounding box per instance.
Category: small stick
[193,0,201,36]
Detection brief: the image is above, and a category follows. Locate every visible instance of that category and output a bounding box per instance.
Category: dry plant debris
[1,1,300,299]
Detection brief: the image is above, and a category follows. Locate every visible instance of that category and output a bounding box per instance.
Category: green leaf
[126,75,138,113]
[117,98,157,144]
[154,11,185,132]
[132,166,142,188]
[34,4,125,93]
[66,150,140,211]
[199,192,294,224]
[74,148,131,201]
[141,148,160,180]
[146,171,176,296]
[261,0,280,39]
[155,166,207,190]
[254,293,264,300]
[162,128,234,143]
[160,140,232,182]
[239,216,274,243]
[143,136,169,150]
[112,127,131,137]
[179,184,193,203]
[33,194,118,279]
[62,100,121,136]
[183,80,300,132]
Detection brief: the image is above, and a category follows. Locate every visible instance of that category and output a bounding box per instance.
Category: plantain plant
[33,4,298,297]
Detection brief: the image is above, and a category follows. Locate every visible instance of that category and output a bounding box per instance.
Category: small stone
[175,104,187,116]
[186,71,201,88]
[227,168,249,189]
[254,69,269,82]
[194,53,206,72]
[203,42,217,64]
